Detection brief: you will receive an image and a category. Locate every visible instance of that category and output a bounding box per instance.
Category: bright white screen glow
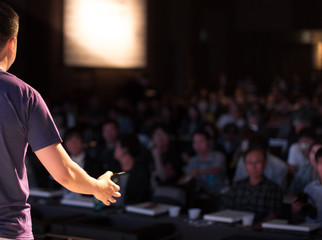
[64,0,146,68]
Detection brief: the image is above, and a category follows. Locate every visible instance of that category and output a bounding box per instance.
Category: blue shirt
[185,151,226,191]
[304,179,322,225]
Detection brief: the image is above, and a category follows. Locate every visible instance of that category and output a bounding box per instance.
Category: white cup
[188,208,201,220]
[242,214,255,226]
[168,206,181,217]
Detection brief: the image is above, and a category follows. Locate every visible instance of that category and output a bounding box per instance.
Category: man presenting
[0,3,120,239]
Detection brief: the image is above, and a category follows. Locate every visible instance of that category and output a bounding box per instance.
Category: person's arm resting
[35,143,121,205]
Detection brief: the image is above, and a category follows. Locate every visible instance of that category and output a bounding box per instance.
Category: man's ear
[8,37,17,53]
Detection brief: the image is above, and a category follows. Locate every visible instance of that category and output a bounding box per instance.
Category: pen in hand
[112,171,126,176]
[111,172,125,185]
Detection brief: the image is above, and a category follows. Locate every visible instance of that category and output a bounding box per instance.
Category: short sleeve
[27,91,62,152]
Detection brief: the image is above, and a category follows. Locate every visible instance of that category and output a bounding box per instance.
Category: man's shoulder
[304,180,322,199]
[304,180,320,190]
[289,142,300,151]
[0,71,38,97]
[262,177,283,191]
[267,153,287,169]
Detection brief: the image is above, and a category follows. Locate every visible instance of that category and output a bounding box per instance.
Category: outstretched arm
[35,143,120,205]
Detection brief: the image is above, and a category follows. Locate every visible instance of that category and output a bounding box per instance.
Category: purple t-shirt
[0,69,62,239]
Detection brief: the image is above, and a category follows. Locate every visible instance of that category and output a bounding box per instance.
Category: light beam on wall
[64,0,146,68]
[314,42,322,70]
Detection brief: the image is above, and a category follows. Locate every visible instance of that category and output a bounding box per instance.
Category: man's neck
[0,48,10,71]
[0,62,8,72]
[249,176,262,186]
[200,150,211,161]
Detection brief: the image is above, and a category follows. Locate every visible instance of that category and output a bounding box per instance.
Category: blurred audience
[34,73,322,217]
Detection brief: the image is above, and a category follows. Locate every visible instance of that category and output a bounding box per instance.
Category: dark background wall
[5,0,322,106]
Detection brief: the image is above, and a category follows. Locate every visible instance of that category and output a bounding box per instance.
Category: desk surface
[30,201,322,240]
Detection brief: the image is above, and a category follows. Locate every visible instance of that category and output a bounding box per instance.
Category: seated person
[292,148,322,225]
[113,134,151,206]
[233,133,288,190]
[64,128,104,179]
[62,128,105,199]
[178,130,226,194]
[287,127,315,180]
[215,123,241,182]
[243,109,269,139]
[289,140,322,195]
[93,120,121,173]
[149,124,183,186]
[223,146,284,224]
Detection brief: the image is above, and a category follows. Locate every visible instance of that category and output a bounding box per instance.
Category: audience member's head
[187,105,201,122]
[298,127,316,140]
[247,109,262,127]
[243,146,267,182]
[151,124,170,149]
[192,130,212,155]
[115,134,141,160]
[292,112,312,134]
[309,140,322,167]
[200,122,217,140]
[64,128,84,157]
[240,131,268,154]
[297,127,316,157]
[102,120,119,144]
[114,134,141,171]
[222,123,239,140]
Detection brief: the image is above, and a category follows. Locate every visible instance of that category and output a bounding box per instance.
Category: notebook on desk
[29,188,64,198]
[125,202,171,216]
[261,219,321,232]
[203,210,254,223]
[60,195,95,208]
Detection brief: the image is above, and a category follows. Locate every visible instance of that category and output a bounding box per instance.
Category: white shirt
[287,142,309,168]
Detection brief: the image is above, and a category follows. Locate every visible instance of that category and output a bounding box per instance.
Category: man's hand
[93,171,121,206]
[36,143,121,205]
[292,198,303,215]
[189,169,199,178]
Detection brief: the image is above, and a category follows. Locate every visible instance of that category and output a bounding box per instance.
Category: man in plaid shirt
[223,145,283,224]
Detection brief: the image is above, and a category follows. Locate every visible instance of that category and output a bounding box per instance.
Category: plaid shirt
[223,176,283,222]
